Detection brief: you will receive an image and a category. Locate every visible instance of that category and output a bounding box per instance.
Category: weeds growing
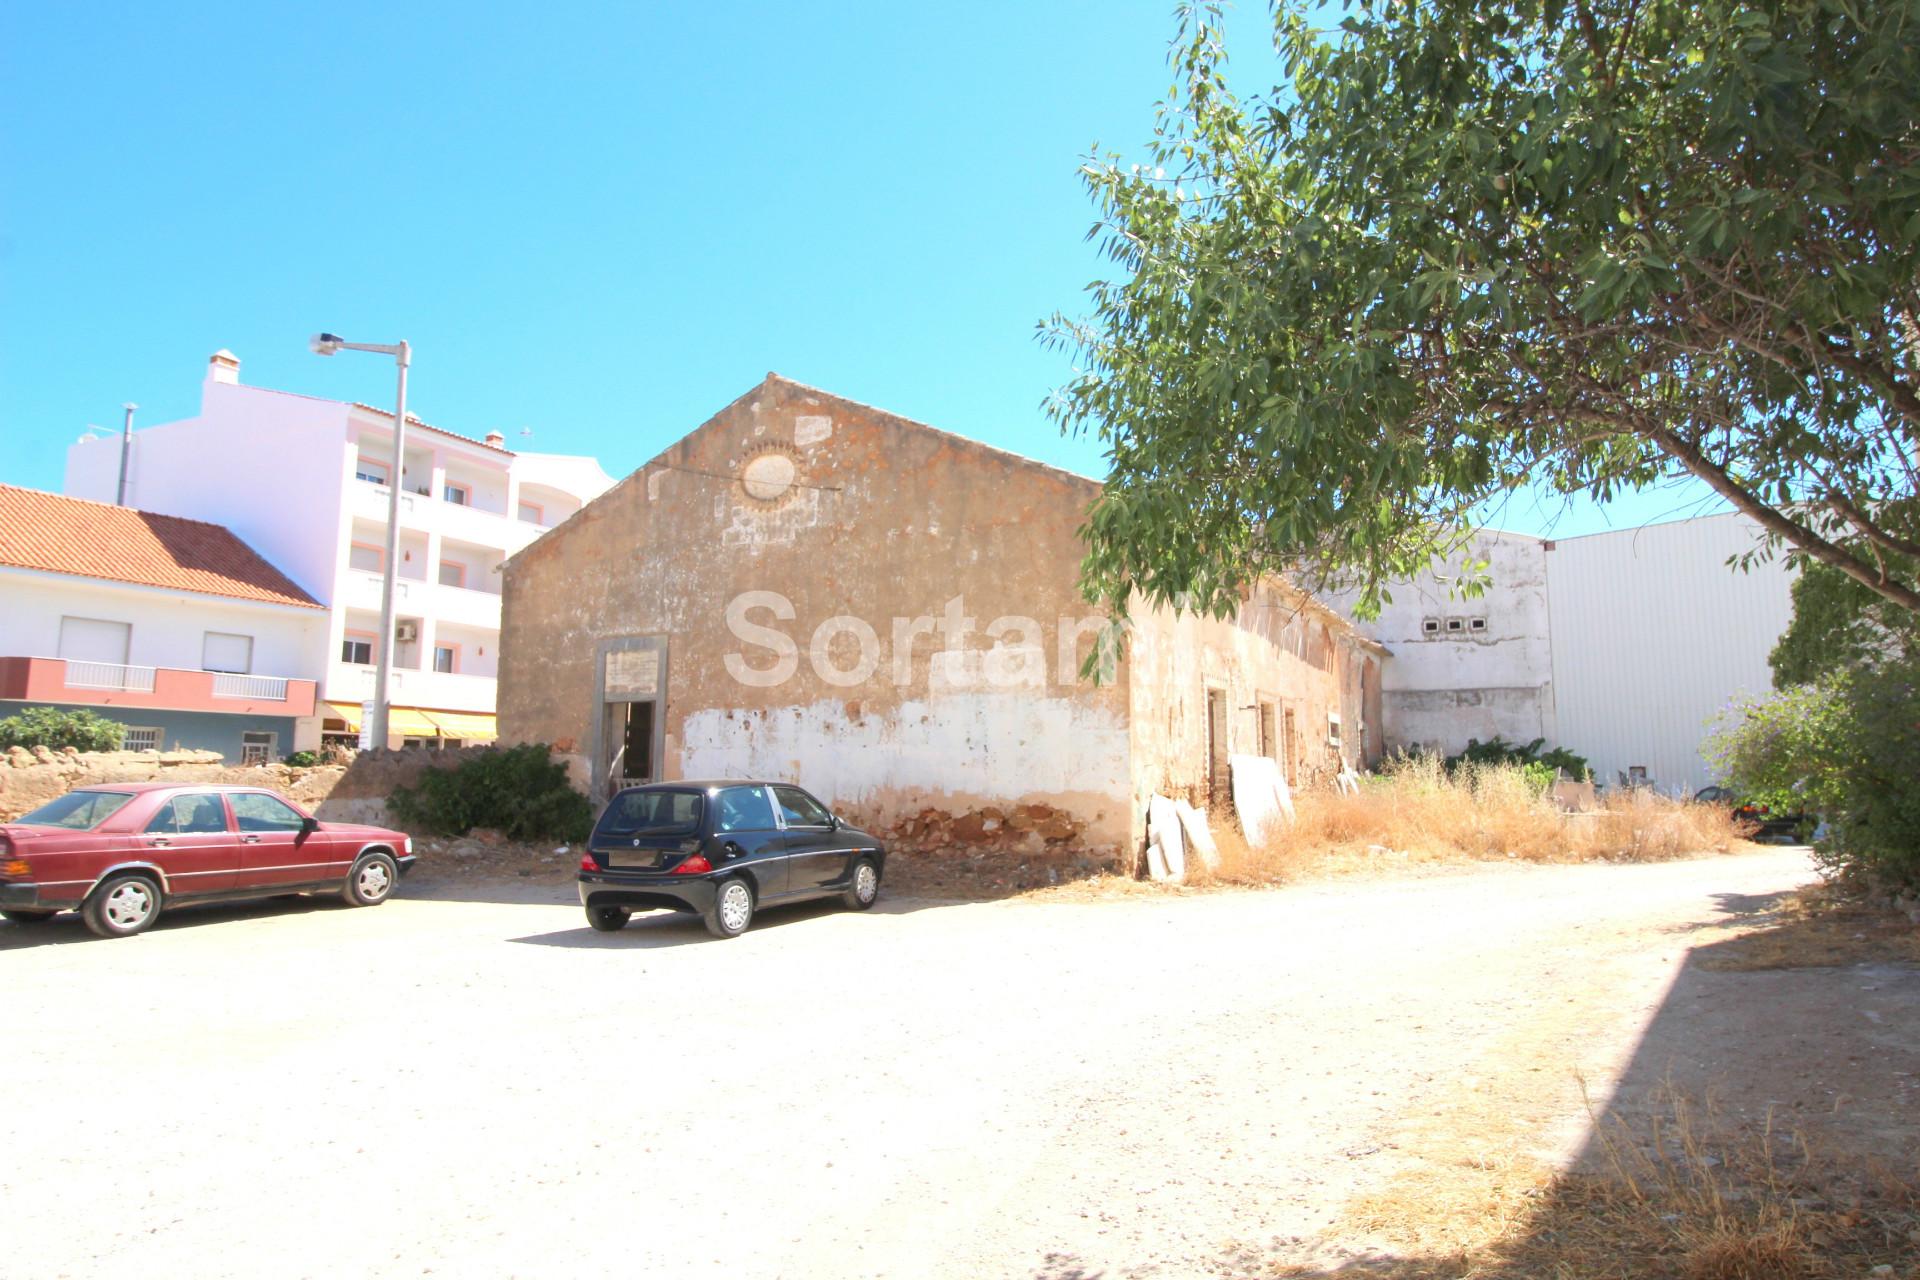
[1195,756,1750,885]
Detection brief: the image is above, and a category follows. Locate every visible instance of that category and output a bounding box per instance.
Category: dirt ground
[2,846,1912,1279]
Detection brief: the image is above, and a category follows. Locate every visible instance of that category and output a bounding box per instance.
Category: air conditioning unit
[394,621,419,643]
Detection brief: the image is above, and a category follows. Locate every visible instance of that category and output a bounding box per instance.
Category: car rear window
[15,790,135,830]
[595,789,703,839]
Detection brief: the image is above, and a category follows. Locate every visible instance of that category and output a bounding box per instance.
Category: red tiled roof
[0,485,322,609]
[348,403,514,455]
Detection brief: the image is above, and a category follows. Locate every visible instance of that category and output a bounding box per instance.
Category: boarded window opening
[1282,707,1298,786]
[1206,689,1229,806]
[1258,701,1277,760]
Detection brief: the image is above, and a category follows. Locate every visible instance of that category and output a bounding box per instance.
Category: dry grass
[1279,1085,1920,1279]
[1193,757,1753,886]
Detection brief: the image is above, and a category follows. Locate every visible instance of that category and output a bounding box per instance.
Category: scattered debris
[1147,794,1186,882]
[1174,799,1220,872]
[1230,755,1296,845]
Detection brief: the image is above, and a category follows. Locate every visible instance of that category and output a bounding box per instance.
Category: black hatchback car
[578,780,885,938]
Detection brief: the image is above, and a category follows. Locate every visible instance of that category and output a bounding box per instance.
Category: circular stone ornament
[740,450,798,504]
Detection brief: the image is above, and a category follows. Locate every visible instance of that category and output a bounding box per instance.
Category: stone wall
[0,745,493,825]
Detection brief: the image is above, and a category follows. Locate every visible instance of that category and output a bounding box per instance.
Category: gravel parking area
[3,847,1904,1279]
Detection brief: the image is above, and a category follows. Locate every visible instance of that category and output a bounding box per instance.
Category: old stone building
[498,375,1383,861]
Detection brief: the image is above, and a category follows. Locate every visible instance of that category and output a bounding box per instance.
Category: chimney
[207,349,241,385]
[484,430,506,448]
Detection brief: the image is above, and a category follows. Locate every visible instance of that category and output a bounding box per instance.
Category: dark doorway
[605,700,656,791]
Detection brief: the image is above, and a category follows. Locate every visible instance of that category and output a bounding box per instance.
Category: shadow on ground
[1264,887,1920,1277]
[0,891,354,950]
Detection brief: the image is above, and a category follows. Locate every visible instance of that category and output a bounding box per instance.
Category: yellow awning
[422,710,497,742]
[322,701,462,738]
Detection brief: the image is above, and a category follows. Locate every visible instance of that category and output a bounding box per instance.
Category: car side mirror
[828,814,840,831]
[299,816,320,836]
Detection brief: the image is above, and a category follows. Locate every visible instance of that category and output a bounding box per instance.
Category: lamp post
[311,332,411,752]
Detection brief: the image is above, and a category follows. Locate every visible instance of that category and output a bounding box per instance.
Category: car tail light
[1,858,30,880]
[671,853,712,876]
[578,852,600,872]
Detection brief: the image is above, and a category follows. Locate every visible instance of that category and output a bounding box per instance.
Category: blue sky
[1,1,1718,538]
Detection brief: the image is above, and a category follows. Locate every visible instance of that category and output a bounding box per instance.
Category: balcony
[324,662,496,714]
[340,572,502,630]
[0,657,318,718]
[348,479,541,555]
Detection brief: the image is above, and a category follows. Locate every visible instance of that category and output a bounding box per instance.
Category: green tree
[0,707,128,753]
[1769,560,1919,686]
[1047,0,1920,624]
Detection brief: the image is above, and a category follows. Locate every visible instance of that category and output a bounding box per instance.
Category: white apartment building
[66,350,615,750]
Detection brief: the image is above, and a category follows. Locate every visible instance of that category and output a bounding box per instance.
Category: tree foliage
[1047,0,1920,622]
[1706,663,1920,886]
[0,707,128,753]
[1768,559,1919,685]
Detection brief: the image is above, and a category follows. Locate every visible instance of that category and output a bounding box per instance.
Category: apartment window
[518,500,545,526]
[355,457,390,486]
[433,644,458,674]
[438,561,466,588]
[241,731,277,765]
[444,483,469,506]
[58,616,131,664]
[349,542,385,573]
[341,633,375,665]
[121,727,161,752]
[202,632,254,674]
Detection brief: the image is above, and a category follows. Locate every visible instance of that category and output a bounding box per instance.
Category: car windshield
[15,790,136,830]
[595,789,704,839]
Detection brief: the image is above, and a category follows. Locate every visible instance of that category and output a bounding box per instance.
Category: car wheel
[0,909,57,925]
[82,873,163,939]
[344,851,399,906]
[586,905,631,932]
[842,857,881,911]
[705,877,754,939]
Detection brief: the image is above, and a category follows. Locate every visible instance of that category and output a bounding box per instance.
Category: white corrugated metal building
[1354,512,1797,795]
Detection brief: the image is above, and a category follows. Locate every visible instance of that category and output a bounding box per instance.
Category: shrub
[1705,662,1920,889]
[0,706,128,752]
[387,743,592,843]
[282,750,320,767]
[1445,736,1592,783]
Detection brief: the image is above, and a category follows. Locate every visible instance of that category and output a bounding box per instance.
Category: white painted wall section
[678,693,1132,817]
[1545,512,1796,795]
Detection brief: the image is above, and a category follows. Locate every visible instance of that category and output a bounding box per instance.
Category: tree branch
[1648,426,1920,612]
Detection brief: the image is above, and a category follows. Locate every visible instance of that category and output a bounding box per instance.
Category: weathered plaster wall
[1126,583,1369,848]
[499,376,1134,855]
[1344,530,1558,755]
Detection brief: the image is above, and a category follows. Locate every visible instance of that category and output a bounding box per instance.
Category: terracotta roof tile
[0,486,322,609]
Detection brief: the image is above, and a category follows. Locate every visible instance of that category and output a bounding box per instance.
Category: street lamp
[310,332,411,753]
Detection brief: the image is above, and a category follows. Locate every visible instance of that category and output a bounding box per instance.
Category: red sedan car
[0,783,415,938]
